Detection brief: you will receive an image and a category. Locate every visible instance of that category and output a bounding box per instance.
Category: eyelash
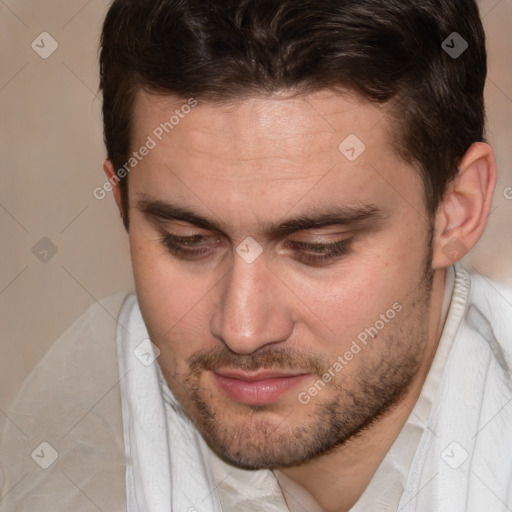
[160,233,219,259]
[159,233,353,265]
[285,239,352,264]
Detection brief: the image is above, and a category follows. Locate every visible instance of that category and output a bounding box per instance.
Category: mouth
[212,369,312,406]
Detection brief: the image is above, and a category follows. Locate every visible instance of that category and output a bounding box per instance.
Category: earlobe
[102,159,124,217]
[432,142,497,269]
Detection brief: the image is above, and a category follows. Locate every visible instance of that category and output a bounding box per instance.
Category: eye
[159,231,353,265]
[160,232,223,260]
[285,238,353,265]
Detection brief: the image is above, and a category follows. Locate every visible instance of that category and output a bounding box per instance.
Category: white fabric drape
[116,264,512,512]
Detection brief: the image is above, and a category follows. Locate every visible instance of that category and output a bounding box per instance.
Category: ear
[432,142,497,268]
[103,159,124,217]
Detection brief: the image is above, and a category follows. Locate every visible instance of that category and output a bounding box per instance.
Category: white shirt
[3,264,512,511]
[207,267,456,512]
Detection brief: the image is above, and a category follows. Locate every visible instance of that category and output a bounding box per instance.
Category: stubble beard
[162,244,435,470]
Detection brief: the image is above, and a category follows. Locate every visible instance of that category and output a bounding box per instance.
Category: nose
[209,250,295,354]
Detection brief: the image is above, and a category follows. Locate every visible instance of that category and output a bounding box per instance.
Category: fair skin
[104,89,496,511]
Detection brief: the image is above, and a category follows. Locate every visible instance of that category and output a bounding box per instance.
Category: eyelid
[160,230,353,249]
[284,235,352,248]
[295,227,352,236]
[286,238,353,264]
[159,227,354,265]
[157,224,214,237]
[284,227,353,241]
[164,232,350,248]
[162,232,220,246]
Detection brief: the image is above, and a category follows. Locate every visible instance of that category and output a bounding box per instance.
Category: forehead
[128,89,423,232]
[131,88,390,161]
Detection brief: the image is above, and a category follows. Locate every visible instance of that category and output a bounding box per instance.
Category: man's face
[126,89,435,469]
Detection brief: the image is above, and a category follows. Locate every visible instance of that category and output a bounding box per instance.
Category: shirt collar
[207,264,469,512]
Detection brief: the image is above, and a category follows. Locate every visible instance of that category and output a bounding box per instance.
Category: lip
[212,370,311,406]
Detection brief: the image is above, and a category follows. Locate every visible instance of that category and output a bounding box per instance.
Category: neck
[275,267,448,512]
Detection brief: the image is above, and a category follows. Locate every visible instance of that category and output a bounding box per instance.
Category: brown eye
[286,239,353,265]
[160,233,222,260]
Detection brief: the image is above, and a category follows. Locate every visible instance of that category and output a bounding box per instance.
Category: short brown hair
[99,0,487,230]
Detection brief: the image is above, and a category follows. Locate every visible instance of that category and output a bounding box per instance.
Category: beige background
[1,0,511,430]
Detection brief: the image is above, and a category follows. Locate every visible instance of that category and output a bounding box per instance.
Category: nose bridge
[210,252,293,354]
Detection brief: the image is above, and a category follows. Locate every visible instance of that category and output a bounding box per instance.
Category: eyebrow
[136,197,388,239]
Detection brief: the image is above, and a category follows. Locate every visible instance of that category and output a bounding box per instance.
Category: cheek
[282,229,427,351]
[129,229,222,354]
[128,211,429,364]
